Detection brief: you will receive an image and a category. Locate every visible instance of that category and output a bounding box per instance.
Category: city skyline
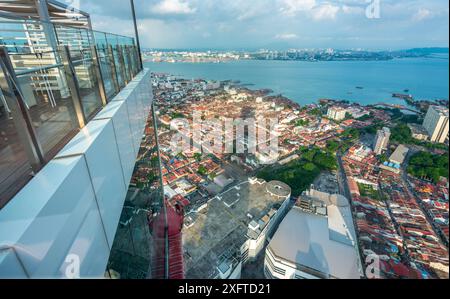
[78,0,449,50]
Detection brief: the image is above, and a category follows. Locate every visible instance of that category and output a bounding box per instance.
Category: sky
[72,0,449,50]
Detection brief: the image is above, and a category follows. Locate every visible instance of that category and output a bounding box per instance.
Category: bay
[145,57,449,106]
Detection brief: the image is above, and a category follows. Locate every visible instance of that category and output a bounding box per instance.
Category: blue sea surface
[145,57,449,106]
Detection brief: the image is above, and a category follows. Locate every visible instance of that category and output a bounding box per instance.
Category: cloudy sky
[72,0,449,50]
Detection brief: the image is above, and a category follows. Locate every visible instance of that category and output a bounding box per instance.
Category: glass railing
[0,16,142,208]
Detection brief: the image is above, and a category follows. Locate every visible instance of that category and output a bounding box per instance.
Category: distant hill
[404,47,449,54]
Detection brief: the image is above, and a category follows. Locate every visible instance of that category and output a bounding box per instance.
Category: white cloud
[279,0,341,20]
[85,0,449,49]
[279,0,317,16]
[275,33,299,40]
[341,5,364,15]
[412,8,433,21]
[151,0,196,15]
[312,4,340,20]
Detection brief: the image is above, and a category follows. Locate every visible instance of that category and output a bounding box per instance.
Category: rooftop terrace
[182,179,291,278]
[268,189,362,279]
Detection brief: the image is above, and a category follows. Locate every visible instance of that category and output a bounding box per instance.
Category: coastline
[145,57,449,106]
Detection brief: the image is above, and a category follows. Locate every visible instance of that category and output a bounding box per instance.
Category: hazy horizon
[141,46,450,52]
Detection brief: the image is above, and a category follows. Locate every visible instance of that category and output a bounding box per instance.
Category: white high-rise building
[374,127,391,155]
[264,188,362,279]
[327,106,347,121]
[423,106,449,144]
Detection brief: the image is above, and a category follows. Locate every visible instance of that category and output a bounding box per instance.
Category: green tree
[391,123,413,144]
[315,152,337,170]
[379,154,388,163]
[407,151,449,182]
[303,150,316,162]
[303,162,317,171]
[295,119,310,127]
[310,108,322,117]
[341,128,360,140]
[171,112,185,119]
[194,153,202,162]
[198,165,208,176]
[326,140,340,153]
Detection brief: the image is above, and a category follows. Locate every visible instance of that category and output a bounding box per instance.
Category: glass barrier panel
[97,44,116,100]
[112,46,125,88]
[0,87,34,208]
[15,66,79,159]
[54,25,93,60]
[72,58,103,120]
[107,107,164,279]
[122,46,132,82]
[0,18,52,54]
[94,31,108,49]
[0,15,141,206]
[106,33,119,47]
[130,46,139,75]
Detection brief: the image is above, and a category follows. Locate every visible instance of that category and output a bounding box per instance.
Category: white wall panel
[0,156,98,278]
[94,101,136,187]
[56,120,126,246]
[0,248,28,278]
[114,90,140,154]
[57,200,110,278]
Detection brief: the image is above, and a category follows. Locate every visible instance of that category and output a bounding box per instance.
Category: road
[336,153,352,200]
[400,150,448,247]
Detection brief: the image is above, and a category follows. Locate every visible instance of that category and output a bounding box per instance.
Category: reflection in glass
[54,25,93,60]
[0,88,33,208]
[107,107,163,279]
[113,46,125,89]
[73,59,103,120]
[0,18,51,54]
[15,66,79,158]
[97,45,116,100]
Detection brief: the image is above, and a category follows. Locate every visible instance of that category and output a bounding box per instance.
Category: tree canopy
[258,146,336,196]
[407,151,449,182]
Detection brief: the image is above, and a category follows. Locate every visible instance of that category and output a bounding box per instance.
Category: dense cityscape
[123,73,450,279]
[143,48,449,63]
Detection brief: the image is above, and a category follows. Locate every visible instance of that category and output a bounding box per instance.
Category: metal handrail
[15,63,63,76]
[0,13,135,46]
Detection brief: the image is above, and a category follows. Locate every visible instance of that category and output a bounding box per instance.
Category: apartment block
[423,106,449,144]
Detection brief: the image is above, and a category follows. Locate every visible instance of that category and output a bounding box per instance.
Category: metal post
[59,45,86,128]
[125,46,134,81]
[86,13,107,104]
[91,44,108,105]
[133,45,141,73]
[35,0,59,55]
[116,45,128,85]
[128,45,137,77]
[107,45,121,94]
[130,0,144,70]
[0,47,45,171]
[35,0,71,99]
[133,46,140,74]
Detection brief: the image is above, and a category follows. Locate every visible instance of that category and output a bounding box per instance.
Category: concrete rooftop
[182,180,290,278]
